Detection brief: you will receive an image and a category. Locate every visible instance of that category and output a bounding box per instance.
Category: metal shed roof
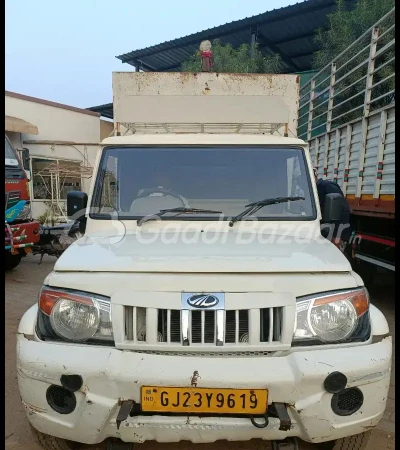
[116,0,356,73]
[87,102,113,120]
[88,0,357,118]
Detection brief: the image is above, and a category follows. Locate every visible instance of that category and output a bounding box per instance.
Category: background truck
[5,134,40,269]
[298,8,395,280]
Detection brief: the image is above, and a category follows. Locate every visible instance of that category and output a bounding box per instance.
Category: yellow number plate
[141,386,268,415]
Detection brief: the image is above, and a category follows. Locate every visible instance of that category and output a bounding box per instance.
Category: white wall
[5,94,100,142]
[100,119,114,140]
[5,93,101,222]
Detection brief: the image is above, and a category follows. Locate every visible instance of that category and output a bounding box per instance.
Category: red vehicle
[5,134,40,269]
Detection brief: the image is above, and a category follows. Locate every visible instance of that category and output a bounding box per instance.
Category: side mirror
[67,191,88,221]
[21,148,30,171]
[322,193,342,222]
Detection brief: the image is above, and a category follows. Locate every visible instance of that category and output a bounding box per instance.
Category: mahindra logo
[187,294,219,309]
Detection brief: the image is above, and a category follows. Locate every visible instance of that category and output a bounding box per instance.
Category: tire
[354,261,377,288]
[318,431,372,450]
[106,439,135,449]
[30,425,78,450]
[5,252,22,270]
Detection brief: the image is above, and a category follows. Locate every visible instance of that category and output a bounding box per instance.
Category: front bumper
[17,335,391,445]
[5,220,40,250]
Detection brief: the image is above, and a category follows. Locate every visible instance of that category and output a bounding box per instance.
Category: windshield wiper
[229,196,305,227]
[138,207,222,225]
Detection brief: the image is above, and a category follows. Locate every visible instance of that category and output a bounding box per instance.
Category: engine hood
[54,229,351,273]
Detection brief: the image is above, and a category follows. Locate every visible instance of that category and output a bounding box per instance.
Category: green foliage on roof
[180,39,282,74]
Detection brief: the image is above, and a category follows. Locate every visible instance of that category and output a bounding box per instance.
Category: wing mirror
[21,148,30,171]
[67,191,88,220]
[322,193,342,222]
[67,191,88,235]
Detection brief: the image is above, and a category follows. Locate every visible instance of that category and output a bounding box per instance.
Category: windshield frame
[5,135,22,168]
[89,144,317,222]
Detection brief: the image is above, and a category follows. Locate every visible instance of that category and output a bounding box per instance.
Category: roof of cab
[100,134,306,147]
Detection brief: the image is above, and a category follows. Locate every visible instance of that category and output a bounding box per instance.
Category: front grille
[123,306,283,348]
[157,309,181,343]
[5,191,20,210]
[260,308,283,342]
[191,310,215,344]
[132,350,274,357]
[225,310,249,343]
[8,191,20,201]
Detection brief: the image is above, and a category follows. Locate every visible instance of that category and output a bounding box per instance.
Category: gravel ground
[5,255,395,450]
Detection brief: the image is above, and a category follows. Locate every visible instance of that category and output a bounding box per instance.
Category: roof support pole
[326,62,336,133]
[364,27,379,118]
[250,26,257,59]
[306,78,315,142]
[356,27,379,198]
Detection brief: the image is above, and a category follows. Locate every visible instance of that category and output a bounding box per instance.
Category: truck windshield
[91,146,316,221]
[5,136,20,167]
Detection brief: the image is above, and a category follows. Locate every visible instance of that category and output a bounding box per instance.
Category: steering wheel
[136,187,186,206]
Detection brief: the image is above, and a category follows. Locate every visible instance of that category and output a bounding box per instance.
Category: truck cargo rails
[298,8,395,279]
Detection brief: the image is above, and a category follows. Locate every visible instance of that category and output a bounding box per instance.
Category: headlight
[37,287,113,345]
[293,288,370,345]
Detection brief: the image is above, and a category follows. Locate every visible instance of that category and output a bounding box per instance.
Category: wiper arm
[138,207,222,226]
[229,196,305,227]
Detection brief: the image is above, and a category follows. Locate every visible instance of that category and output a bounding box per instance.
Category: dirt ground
[5,255,395,450]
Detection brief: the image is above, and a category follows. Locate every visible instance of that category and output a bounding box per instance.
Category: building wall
[5,93,101,222]
[5,94,100,142]
[100,119,114,141]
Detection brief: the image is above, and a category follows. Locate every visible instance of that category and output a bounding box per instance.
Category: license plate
[141,386,268,415]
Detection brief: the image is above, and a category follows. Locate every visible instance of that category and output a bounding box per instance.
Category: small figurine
[200,40,212,72]
[190,370,201,387]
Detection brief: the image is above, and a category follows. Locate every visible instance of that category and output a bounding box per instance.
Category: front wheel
[5,251,22,270]
[318,431,372,450]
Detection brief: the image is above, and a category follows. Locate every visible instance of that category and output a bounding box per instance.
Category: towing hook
[116,400,135,430]
[250,402,292,430]
[250,413,269,428]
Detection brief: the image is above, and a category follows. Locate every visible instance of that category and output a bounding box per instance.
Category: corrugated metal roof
[87,103,113,119]
[116,0,356,72]
[89,0,357,118]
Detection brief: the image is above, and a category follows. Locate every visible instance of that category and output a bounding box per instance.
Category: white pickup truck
[17,73,391,450]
